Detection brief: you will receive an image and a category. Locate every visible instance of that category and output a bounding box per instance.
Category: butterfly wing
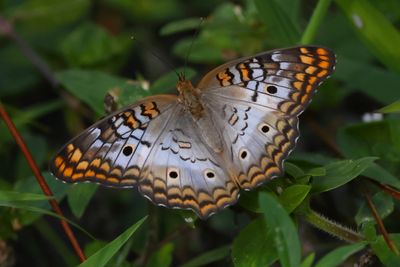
[50,95,239,219]
[136,107,239,218]
[198,46,336,189]
[50,95,178,187]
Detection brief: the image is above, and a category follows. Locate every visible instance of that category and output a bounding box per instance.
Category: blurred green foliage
[1,0,400,266]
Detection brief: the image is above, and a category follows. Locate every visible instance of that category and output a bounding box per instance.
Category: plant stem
[298,205,364,243]
[0,103,86,262]
[301,0,333,44]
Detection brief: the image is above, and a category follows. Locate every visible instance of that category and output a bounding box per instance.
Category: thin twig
[364,189,399,255]
[0,103,86,262]
[0,16,58,87]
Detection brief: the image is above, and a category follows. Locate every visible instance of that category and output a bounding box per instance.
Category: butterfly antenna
[130,35,180,80]
[183,17,205,80]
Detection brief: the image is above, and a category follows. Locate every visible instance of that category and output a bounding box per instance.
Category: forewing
[198,46,336,116]
[50,95,178,188]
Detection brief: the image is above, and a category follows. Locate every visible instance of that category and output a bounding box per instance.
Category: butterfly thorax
[177,79,204,119]
[177,78,224,153]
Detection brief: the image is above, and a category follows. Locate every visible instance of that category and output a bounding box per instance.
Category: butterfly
[50,46,336,219]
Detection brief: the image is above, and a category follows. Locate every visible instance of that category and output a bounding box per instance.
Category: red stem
[0,103,86,262]
[364,190,399,255]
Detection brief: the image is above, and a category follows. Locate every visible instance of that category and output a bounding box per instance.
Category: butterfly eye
[258,123,270,134]
[239,148,248,159]
[168,168,179,179]
[266,85,278,94]
[204,170,215,179]
[122,145,134,156]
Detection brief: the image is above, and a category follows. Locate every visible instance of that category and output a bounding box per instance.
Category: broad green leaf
[300,253,315,267]
[259,193,301,267]
[232,218,277,267]
[355,192,394,226]
[78,217,147,267]
[0,191,52,202]
[181,245,230,267]
[150,67,196,94]
[370,234,400,267]
[60,22,129,67]
[284,162,304,178]
[146,243,174,267]
[160,18,202,35]
[279,185,311,213]
[56,69,148,115]
[336,0,400,73]
[362,163,400,190]
[314,242,366,267]
[378,101,400,114]
[311,157,377,192]
[67,184,98,218]
[307,167,326,177]
[254,0,300,46]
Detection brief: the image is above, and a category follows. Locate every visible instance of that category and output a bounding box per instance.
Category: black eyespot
[267,86,278,94]
[169,171,178,178]
[123,145,133,156]
[206,171,215,178]
[240,150,247,159]
[261,125,270,133]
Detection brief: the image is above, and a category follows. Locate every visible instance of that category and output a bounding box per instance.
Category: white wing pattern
[51,46,335,219]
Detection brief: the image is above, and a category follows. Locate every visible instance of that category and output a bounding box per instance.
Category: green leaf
[336,0,400,73]
[232,218,277,267]
[355,192,394,226]
[279,185,311,213]
[338,120,400,160]
[311,157,377,193]
[56,69,148,115]
[314,242,366,267]
[160,18,202,35]
[67,184,98,218]
[60,22,130,67]
[78,217,147,267]
[181,245,230,267]
[284,162,305,178]
[300,253,315,267]
[254,0,300,45]
[0,201,93,239]
[146,243,174,267]
[370,234,400,267]
[362,163,400,190]
[0,191,52,202]
[259,193,301,267]
[378,101,400,114]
